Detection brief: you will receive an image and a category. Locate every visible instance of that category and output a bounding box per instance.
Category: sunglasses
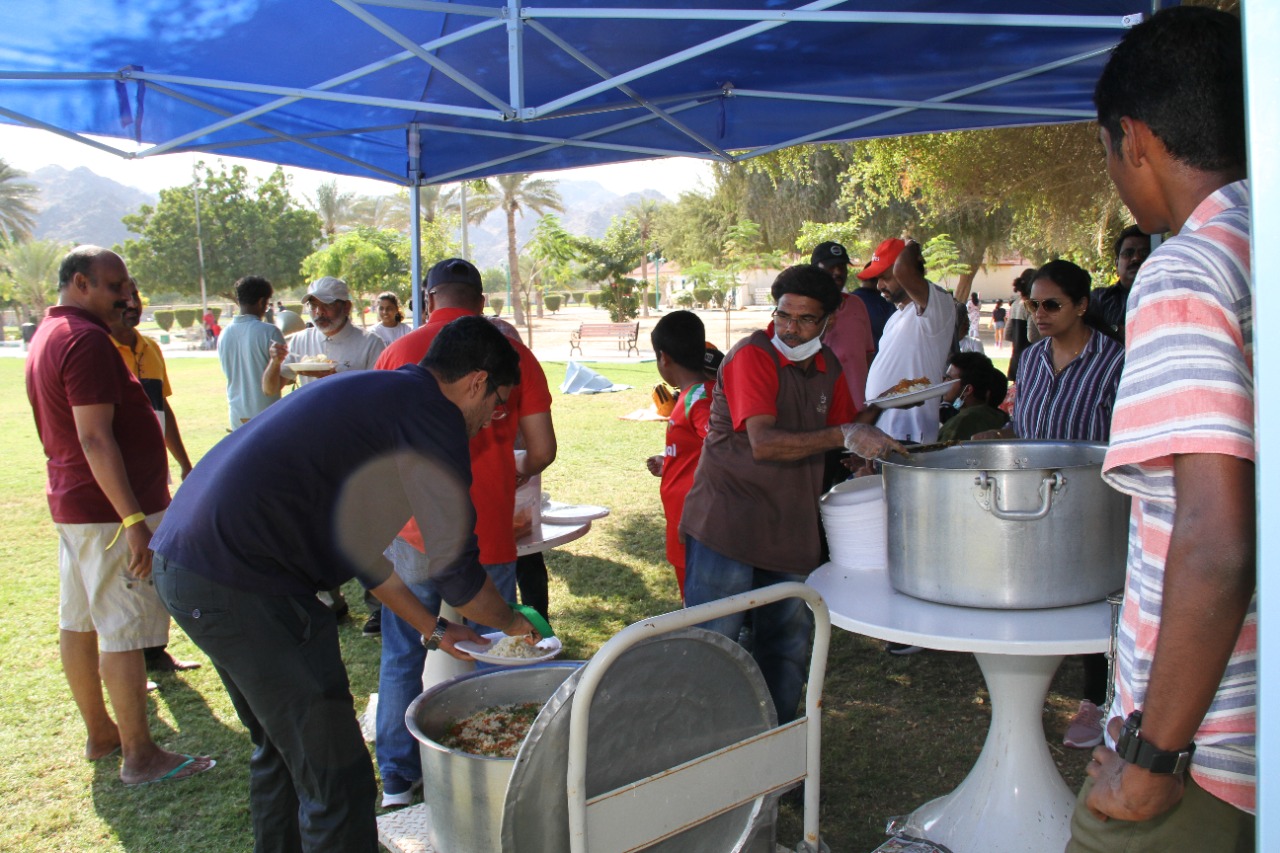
[1028,298,1067,313]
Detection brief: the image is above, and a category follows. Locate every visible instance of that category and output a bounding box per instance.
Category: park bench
[569,322,640,357]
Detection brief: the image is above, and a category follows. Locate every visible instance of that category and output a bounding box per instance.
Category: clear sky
[0,124,713,202]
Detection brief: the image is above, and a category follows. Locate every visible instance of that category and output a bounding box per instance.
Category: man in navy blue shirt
[151,316,536,853]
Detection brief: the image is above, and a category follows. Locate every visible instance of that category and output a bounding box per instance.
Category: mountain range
[22,165,673,266]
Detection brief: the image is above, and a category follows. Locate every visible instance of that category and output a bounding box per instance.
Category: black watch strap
[421,617,450,652]
[1115,711,1195,775]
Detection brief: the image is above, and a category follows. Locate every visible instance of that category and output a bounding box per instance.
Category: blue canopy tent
[2,0,1275,844]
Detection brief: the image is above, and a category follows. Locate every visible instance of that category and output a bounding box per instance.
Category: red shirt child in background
[645,311,723,599]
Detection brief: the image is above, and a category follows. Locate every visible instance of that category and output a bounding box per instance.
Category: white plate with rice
[866,378,957,409]
[456,632,563,666]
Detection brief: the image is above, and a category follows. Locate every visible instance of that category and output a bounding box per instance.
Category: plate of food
[867,377,958,409]
[289,357,337,373]
[455,632,563,666]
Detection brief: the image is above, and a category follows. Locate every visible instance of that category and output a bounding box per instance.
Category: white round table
[806,563,1109,853]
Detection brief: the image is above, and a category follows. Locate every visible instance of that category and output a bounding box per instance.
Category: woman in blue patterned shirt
[981,260,1125,443]
[976,258,1125,751]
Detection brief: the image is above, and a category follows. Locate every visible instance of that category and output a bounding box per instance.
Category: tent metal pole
[508,0,526,114]
[731,88,1093,120]
[409,125,424,329]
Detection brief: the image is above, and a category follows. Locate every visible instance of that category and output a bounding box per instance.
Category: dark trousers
[153,555,378,853]
[516,552,550,621]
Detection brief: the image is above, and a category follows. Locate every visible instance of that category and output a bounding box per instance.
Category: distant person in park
[107,276,202,678]
[991,299,1007,348]
[372,259,556,808]
[25,245,214,786]
[371,291,412,346]
[680,265,904,723]
[218,275,286,430]
[150,316,536,851]
[645,311,722,599]
[1068,8,1255,851]
[936,351,1007,443]
[1088,224,1152,344]
[808,241,875,408]
[1005,268,1036,382]
[263,276,386,620]
[966,293,982,340]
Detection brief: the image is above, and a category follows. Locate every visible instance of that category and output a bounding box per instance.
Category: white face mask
[770,317,827,361]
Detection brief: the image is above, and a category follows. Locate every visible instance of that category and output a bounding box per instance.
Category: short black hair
[1112,224,1148,261]
[1094,6,1244,173]
[949,351,1008,408]
[651,310,707,373]
[1032,259,1092,304]
[771,265,842,315]
[420,315,521,388]
[58,245,109,290]
[235,275,273,307]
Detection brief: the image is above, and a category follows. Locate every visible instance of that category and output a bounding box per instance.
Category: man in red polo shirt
[25,245,213,786]
[371,258,557,807]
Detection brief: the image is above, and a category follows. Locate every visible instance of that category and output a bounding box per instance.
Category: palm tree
[466,173,562,325]
[0,159,39,248]
[312,179,356,240]
[1,238,65,320]
[627,198,662,316]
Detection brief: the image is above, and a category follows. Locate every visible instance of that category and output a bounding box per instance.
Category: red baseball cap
[856,238,906,280]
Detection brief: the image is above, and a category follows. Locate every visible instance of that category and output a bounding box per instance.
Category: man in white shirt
[862,239,954,444]
[262,276,385,394]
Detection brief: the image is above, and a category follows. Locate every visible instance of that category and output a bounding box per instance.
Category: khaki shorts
[57,511,170,653]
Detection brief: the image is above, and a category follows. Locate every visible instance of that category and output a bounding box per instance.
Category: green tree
[723,220,785,305]
[301,223,458,307]
[120,163,322,299]
[466,174,563,325]
[0,159,39,249]
[576,215,645,322]
[525,214,578,319]
[312,180,356,241]
[0,237,64,320]
[626,198,667,315]
[921,234,971,288]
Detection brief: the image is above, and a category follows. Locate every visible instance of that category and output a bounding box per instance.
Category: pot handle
[973,471,1064,521]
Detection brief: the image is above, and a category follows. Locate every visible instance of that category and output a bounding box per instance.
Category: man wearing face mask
[862,239,956,444]
[937,352,1009,442]
[679,265,905,724]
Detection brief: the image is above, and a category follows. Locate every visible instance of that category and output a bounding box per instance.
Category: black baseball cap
[425,258,483,296]
[810,241,849,268]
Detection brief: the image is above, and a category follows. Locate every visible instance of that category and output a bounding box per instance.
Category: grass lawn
[0,355,1090,852]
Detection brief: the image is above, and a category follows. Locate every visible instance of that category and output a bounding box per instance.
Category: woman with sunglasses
[976,258,1124,752]
[979,259,1124,444]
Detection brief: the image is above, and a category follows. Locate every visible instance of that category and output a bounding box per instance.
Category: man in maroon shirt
[25,246,213,786]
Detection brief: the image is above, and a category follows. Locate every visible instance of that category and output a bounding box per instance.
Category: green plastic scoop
[510,603,555,639]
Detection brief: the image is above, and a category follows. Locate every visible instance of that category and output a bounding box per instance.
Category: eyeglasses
[771,309,823,329]
[1118,248,1150,260]
[1028,298,1067,313]
[490,387,509,421]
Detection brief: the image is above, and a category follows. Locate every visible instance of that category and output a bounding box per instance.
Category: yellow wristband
[122,512,147,529]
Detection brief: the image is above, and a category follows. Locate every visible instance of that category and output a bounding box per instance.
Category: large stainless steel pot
[407,663,581,853]
[881,440,1128,609]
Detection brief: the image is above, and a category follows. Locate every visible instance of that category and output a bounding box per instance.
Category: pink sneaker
[1064,700,1104,749]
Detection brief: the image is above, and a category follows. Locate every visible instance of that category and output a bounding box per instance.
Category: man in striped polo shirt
[1068,8,1255,852]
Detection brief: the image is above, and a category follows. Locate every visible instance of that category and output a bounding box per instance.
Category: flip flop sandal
[125,754,216,786]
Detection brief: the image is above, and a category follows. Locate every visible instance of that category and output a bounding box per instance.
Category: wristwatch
[421,617,450,652]
[1115,711,1196,775]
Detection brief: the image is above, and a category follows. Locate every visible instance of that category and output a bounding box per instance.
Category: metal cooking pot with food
[880,440,1128,609]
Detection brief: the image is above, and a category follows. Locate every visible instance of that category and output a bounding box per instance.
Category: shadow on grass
[90,676,253,851]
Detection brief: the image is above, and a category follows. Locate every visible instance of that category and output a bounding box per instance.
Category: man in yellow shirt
[109,277,200,676]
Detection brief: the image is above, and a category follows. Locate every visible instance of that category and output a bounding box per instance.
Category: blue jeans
[375,537,516,790]
[153,554,378,853]
[683,536,813,724]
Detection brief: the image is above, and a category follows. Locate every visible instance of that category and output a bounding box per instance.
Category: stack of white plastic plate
[820,475,887,570]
